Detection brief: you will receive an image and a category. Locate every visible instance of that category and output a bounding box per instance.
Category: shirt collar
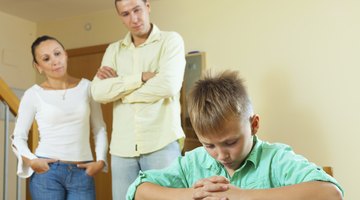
[120,24,161,48]
[244,136,262,169]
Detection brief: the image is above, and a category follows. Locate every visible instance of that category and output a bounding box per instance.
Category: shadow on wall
[258,66,331,163]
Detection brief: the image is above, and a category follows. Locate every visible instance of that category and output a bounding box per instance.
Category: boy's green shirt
[126,136,343,199]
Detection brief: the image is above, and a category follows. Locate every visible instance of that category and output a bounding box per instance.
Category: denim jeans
[29,161,95,200]
[111,141,181,200]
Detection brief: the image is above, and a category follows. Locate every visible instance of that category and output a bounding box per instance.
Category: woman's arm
[89,84,109,173]
[11,88,39,178]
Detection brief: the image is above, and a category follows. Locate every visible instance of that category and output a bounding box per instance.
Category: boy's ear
[250,114,260,135]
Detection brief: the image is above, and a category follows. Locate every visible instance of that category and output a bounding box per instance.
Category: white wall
[5,0,358,199]
[0,11,36,200]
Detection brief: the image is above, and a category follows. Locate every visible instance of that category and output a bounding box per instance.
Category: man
[91,0,186,199]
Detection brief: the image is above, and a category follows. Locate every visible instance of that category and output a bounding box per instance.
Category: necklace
[46,81,68,100]
[60,88,67,100]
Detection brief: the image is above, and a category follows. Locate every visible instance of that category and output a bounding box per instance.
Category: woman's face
[34,39,68,79]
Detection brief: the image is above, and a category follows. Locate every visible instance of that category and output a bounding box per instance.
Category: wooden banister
[0,77,20,115]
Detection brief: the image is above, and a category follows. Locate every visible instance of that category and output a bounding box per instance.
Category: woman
[11,35,108,200]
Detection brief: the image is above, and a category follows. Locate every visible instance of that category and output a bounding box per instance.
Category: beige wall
[0,11,36,200]
[2,0,358,199]
[37,9,128,49]
[0,12,36,88]
[155,1,358,199]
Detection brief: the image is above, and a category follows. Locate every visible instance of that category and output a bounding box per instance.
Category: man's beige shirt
[91,25,186,157]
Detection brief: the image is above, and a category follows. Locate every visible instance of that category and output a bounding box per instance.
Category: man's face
[197,115,259,175]
[116,0,151,39]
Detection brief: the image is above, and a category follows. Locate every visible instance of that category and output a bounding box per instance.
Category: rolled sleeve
[126,171,147,200]
[126,156,189,199]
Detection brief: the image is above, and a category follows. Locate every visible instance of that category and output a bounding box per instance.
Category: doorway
[67,44,112,200]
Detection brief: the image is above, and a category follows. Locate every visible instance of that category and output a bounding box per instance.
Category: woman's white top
[12,78,108,178]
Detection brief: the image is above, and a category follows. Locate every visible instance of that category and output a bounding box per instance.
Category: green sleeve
[126,156,190,200]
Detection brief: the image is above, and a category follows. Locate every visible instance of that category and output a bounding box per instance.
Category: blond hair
[187,70,253,136]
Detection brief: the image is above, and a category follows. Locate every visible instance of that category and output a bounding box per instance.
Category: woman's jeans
[29,161,95,200]
[111,141,181,200]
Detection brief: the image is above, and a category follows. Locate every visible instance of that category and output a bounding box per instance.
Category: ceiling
[0,0,116,22]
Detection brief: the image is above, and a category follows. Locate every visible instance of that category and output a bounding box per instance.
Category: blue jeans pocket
[30,163,95,200]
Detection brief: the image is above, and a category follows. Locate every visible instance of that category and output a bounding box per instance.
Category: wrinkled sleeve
[126,156,189,200]
[11,89,38,178]
[88,85,109,172]
[91,43,143,104]
[122,33,186,104]
[272,146,344,196]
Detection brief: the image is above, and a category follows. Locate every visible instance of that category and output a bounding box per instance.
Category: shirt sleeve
[11,89,38,178]
[126,156,190,200]
[91,43,143,104]
[272,145,344,196]
[122,32,186,104]
[88,85,109,172]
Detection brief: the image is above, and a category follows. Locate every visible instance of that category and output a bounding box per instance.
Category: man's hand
[142,72,156,82]
[77,160,105,176]
[96,66,118,80]
[192,176,230,200]
[30,158,58,173]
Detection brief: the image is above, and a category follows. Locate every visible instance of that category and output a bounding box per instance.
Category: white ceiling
[0,0,116,22]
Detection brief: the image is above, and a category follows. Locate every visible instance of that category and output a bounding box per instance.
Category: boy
[126,70,343,200]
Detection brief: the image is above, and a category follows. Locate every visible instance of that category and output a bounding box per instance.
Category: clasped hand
[192,176,231,200]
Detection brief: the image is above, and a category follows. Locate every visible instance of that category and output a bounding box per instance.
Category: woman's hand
[77,160,105,176]
[30,158,58,173]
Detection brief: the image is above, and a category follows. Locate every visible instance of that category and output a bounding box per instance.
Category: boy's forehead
[196,117,248,143]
